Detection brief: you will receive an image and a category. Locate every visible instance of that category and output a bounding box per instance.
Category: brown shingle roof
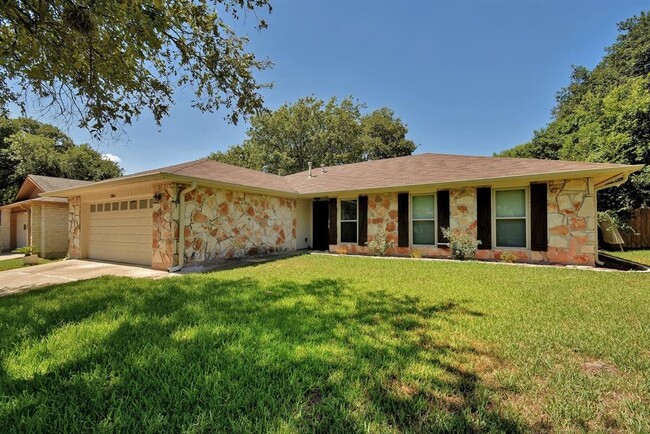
[29,175,94,192]
[76,159,297,194]
[284,153,640,194]
[42,154,642,197]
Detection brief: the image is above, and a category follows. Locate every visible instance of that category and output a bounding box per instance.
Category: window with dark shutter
[358,196,368,246]
[530,183,548,251]
[437,190,450,244]
[328,198,337,245]
[398,193,409,247]
[477,187,492,250]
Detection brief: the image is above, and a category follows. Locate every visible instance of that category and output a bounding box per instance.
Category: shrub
[499,251,518,263]
[410,248,423,259]
[366,228,394,256]
[334,247,348,255]
[13,246,37,256]
[441,227,481,260]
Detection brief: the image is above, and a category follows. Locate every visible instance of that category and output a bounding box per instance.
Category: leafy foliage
[441,227,481,260]
[497,12,650,212]
[0,0,272,137]
[0,117,122,204]
[209,96,417,175]
[365,228,394,256]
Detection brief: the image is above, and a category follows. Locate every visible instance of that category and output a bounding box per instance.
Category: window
[120,201,128,211]
[97,203,104,212]
[340,199,358,243]
[129,200,137,210]
[90,204,96,213]
[139,199,148,209]
[112,202,119,211]
[412,195,436,245]
[104,202,111,211]
[495,189,527,248]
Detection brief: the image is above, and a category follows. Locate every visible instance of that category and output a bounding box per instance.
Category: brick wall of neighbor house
[41,205,70,258]
[0,208,10,251]
[153,184,297,270]
[31,204,41,253]
[331,179,597,266]
[68,196,82,259]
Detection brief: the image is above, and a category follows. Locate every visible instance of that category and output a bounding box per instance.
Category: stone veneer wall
[153,184,296,270]
[68,196,81,259]
[152,183,177,270]
[331,179,597,266]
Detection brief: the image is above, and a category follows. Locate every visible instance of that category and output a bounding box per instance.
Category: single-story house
[0,175,94,258]
[42,154,642,270]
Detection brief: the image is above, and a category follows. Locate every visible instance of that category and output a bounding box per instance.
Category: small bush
[13,246,37,256]
[410,249,423,259]
[441,227,481,260]
[366,228,394,256]
[499,251,518,263]
[334,247,348,255]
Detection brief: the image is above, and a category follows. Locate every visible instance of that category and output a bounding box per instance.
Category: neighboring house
[0,175,94,258]
[42,154,642,270]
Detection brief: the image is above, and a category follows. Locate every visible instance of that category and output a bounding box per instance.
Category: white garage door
[87,198,152,265]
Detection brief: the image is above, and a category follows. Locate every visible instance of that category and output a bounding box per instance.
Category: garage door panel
[88,203,152,266]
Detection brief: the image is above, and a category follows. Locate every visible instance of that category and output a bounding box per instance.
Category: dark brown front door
[312,200,330,250]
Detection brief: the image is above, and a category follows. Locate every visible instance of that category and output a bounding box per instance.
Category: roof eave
[293,165,645,197]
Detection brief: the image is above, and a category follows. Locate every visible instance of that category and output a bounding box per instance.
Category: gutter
[168,182,197,273]
[593,172,631,266]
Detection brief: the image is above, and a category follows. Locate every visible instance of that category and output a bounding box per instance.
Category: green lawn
[0,257,54,272]
[1,255,648,433]
[606,249,650,266]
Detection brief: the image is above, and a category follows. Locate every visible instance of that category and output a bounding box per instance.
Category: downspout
[593,173,630,266]
[168,182,197,273]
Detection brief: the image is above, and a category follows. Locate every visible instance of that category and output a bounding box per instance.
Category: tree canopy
[497,12,650,212]
[209,96,417,175]
[0,117,123,204]
[0,0,272,137]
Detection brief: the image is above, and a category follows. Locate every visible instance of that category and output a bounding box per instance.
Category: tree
[0,1,272,137]
[496,11,650,213]
[209,96,417,175]
[0,117,123,204]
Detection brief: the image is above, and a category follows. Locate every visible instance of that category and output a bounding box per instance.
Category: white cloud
[101,153,122,163]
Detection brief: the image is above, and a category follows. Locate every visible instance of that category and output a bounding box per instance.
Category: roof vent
[308,162,313,178]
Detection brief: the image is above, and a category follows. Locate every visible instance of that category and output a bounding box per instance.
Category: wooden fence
[621,208,650,249]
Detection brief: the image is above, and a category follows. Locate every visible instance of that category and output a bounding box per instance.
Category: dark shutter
[328,198,337,245]
[530,183,548,251]
[397,193,409,247]
[477,187,492,250]
[437,190,450,244]
[358,196,368,246]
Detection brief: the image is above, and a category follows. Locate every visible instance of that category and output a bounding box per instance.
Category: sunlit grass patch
[0,255,648,432]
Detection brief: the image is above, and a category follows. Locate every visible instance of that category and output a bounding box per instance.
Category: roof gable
[15,175,95,201]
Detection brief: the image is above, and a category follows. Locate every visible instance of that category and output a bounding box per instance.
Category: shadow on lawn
[0,276,526,433]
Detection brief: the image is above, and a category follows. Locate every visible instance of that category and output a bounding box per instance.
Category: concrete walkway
[0,259,170,297]
[0,253,23,262]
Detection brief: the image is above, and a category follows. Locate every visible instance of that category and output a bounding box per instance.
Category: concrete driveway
[0,259,170,297]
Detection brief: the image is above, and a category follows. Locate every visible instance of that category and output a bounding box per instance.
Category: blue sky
[16,0,650,174]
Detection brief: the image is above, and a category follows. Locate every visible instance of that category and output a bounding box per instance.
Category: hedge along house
[42,154,642,270]
[0,175,94,258]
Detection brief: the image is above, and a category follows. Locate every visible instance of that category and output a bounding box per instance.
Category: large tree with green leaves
[0,117,122,204]
[0,0,272,136]
[497,12,650,213]
[209,96,417,175]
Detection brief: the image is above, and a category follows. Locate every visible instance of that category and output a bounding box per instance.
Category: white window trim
[338,198,359,244]
[409,193,437,247]
[492,187,530,250]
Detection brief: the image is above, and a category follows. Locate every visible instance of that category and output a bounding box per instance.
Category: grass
[0,257,54,272]
[0,255,648,433]
[605,249,650,266]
